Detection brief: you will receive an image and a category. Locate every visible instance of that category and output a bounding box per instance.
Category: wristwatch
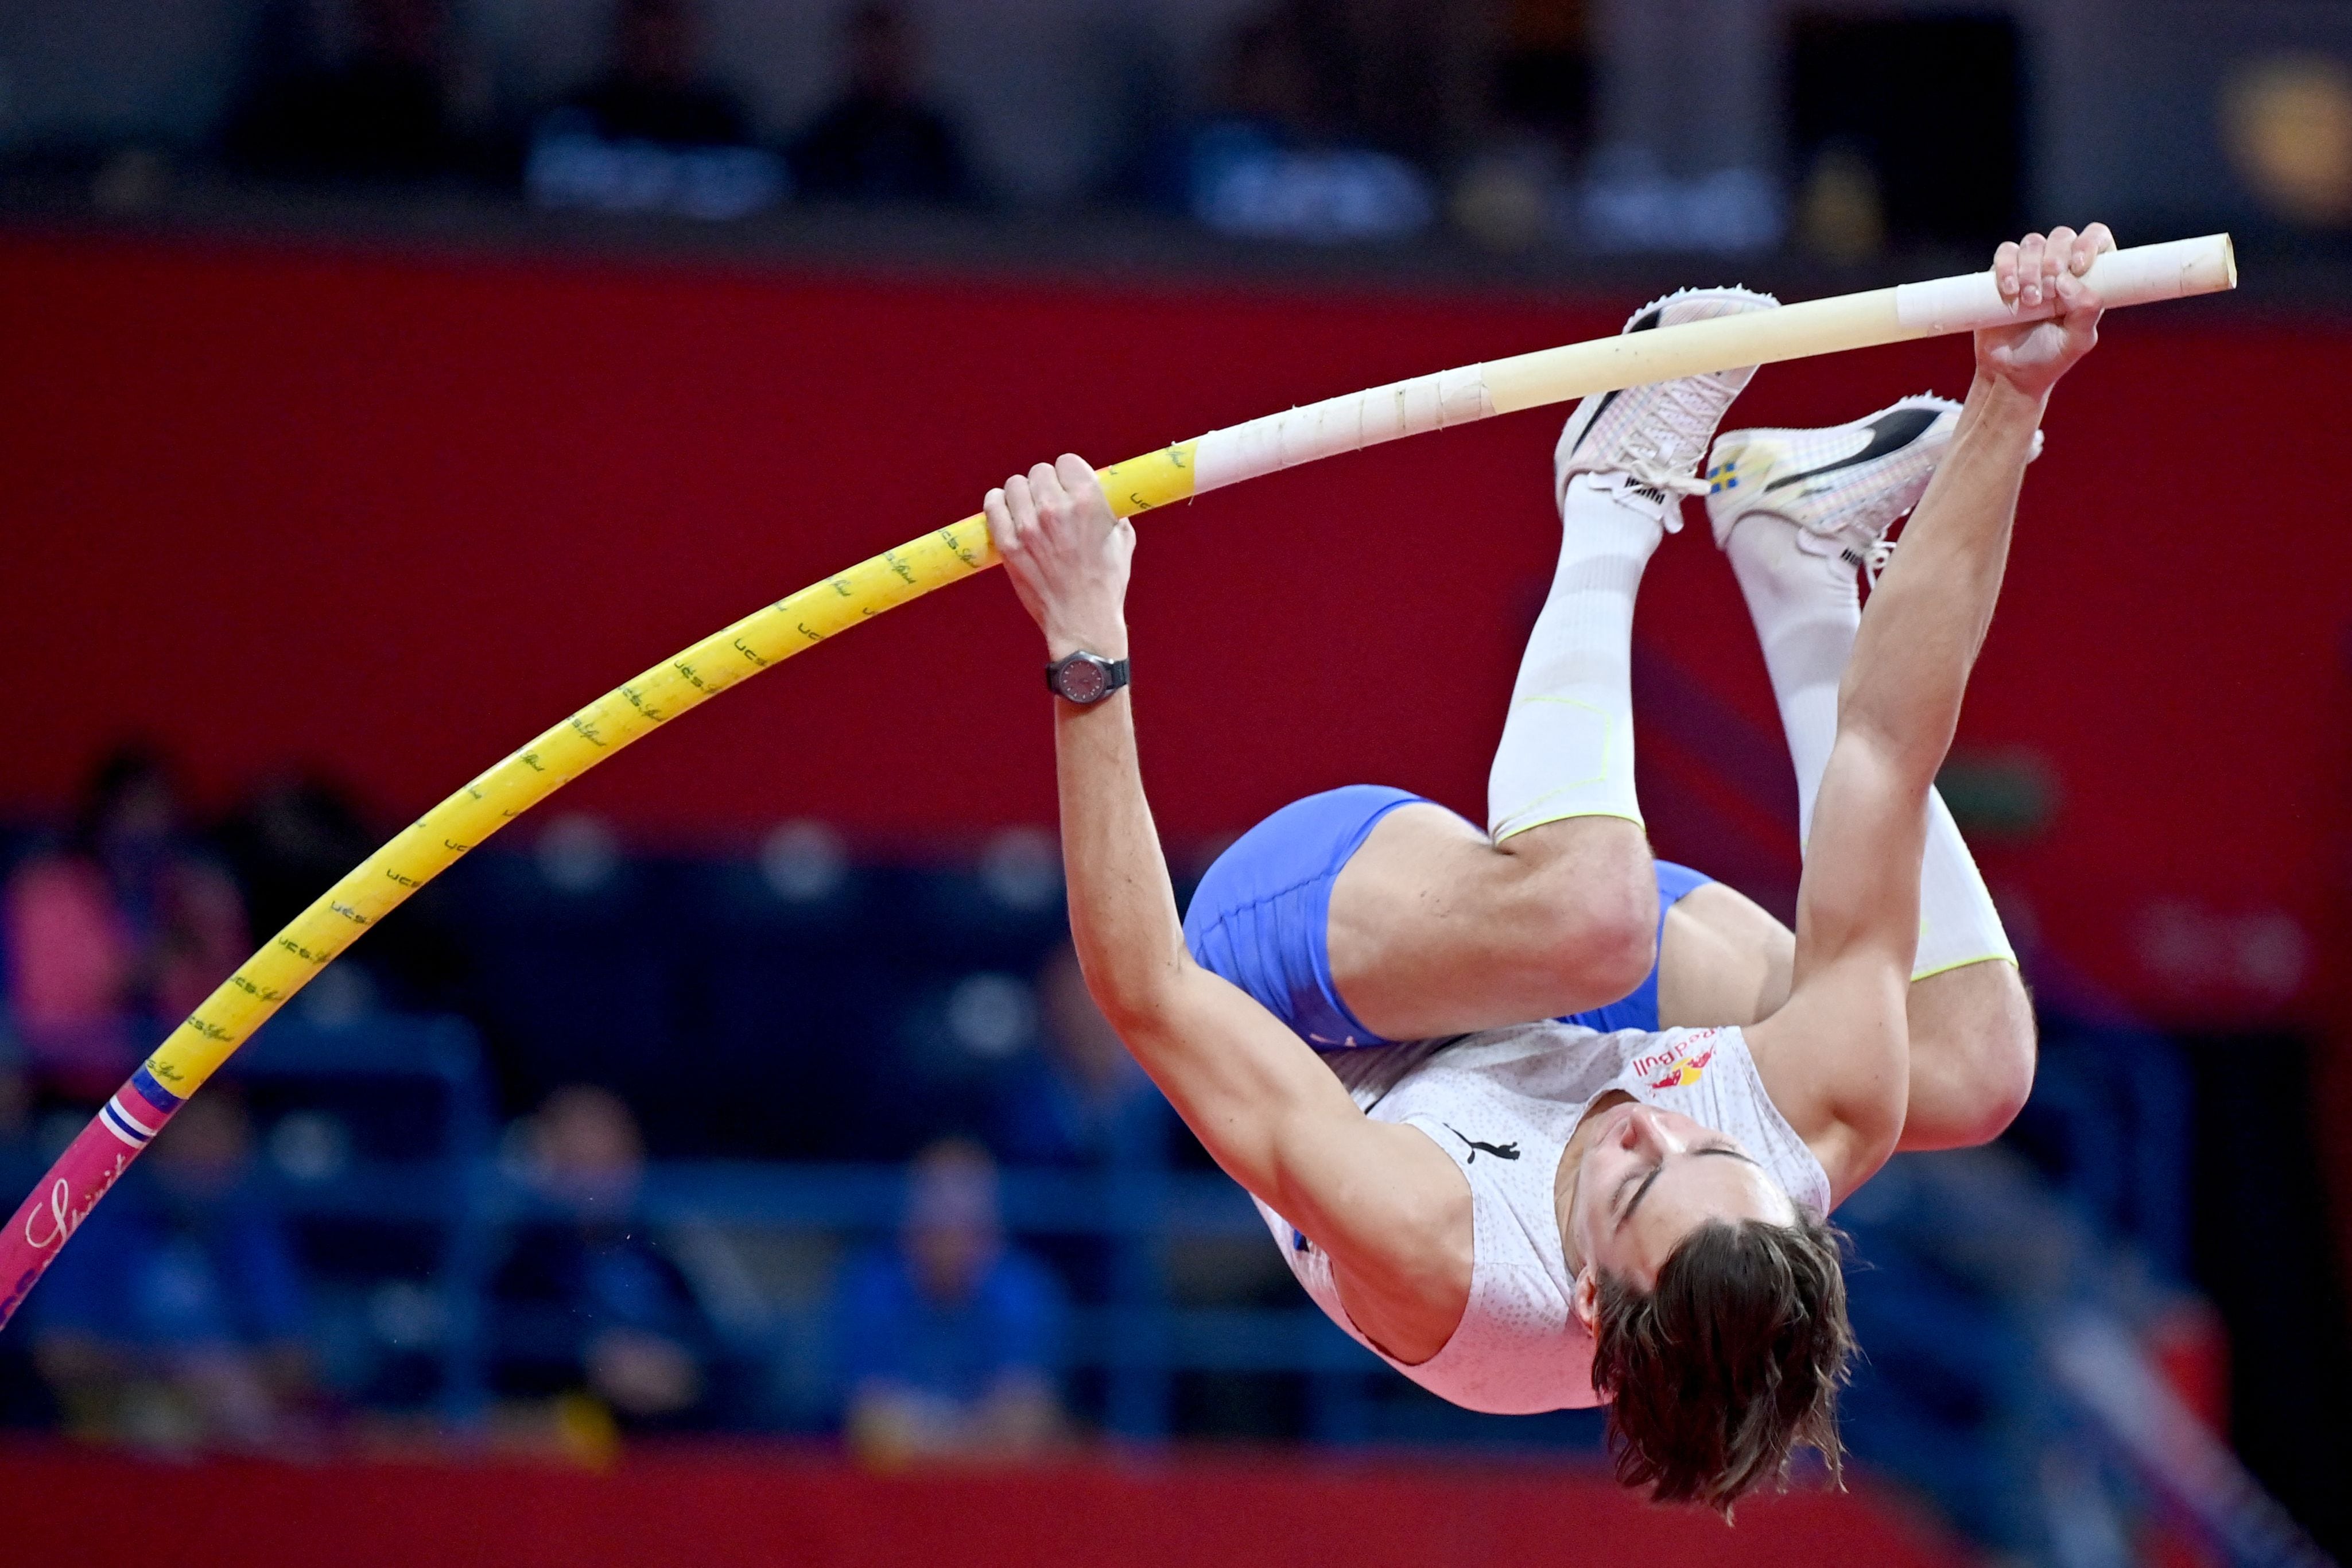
[1046,650,1130,705]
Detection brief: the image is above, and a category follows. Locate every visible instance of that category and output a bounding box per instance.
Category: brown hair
[1589,1213,1856,1515]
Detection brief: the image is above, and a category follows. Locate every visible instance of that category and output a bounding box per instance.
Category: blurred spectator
[526,0,785,221]
[1491,0,1592,152]
[27,1088,317,1452]
[835,1139,1065,1463]
[993,942,1159,1167]
[1220,7,1322,138]
[1208,0,1492,154]
[562,0,748,149]
[490,1085,724,1432]
[789,3,971,204]
[227,0,460,181]
[3,744,246,1097]
[216,774,472,1019]
[217,775,378,957]
[1185,1,1439,243]
[0,1037,29,1153]
[1447,0,1590,251]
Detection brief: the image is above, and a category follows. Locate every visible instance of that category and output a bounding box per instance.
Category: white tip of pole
[2093,231,2240,307]
[1894,233,2238,335]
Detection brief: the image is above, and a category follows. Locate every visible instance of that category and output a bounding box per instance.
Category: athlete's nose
[1615,1104,1668,1151]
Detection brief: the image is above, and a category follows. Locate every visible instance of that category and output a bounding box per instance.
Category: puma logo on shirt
[1445,1124,1522,1163]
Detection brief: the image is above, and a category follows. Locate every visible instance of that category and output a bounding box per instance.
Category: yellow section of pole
[138,440,1200,1097]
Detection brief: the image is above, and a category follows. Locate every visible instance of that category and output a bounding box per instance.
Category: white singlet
[1253,1022,1833,1415]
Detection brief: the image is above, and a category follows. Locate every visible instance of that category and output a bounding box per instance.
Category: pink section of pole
[0,1074,181,1330]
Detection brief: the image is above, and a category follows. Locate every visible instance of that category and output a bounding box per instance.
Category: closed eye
[1617,1145,1759,1227]
[1613,1164,1659,1225]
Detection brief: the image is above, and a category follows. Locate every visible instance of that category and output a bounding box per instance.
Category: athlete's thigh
[1326,803,1500,1030]
[1326,803,1647,1038]
[1656,881,1794,1030]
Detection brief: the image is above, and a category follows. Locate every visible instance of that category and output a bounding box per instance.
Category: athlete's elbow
[1089,970,1179,1040]
[1082,948,1195,1040]
[1831,1045,1912,1178]
[1841,1084,1909,1180]
[1077,959,1194,1043]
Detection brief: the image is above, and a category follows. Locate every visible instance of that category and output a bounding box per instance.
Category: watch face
[1058,657,1109,703]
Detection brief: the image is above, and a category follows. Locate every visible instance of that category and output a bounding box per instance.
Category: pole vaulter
[0,233,2236,1330]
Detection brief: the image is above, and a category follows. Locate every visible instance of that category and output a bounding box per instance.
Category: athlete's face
[1563,1101,1795,1314]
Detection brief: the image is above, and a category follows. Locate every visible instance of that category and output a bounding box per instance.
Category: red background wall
[2,230,2345,1026]
[0,1446,1968,1568]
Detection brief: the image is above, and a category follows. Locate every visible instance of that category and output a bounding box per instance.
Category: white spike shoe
[1704,394,2042,584]
[1554,287,1780,527]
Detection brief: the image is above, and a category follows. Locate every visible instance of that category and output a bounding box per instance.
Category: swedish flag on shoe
[1706,394,2043,584]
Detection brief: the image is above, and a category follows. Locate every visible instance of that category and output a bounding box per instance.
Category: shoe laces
[1838,535,1897,590]
[1616,374,1739,497]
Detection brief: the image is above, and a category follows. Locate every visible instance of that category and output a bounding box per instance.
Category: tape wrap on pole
[0,232,2238,1329]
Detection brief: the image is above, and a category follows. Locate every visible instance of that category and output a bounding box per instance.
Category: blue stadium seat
[437,849,680,1103]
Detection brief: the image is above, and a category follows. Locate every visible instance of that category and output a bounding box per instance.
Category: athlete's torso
[1255,1020,1831,1414]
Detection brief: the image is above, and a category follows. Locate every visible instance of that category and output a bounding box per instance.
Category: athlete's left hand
[1975,223,2113,399]
[988,453,1134,660]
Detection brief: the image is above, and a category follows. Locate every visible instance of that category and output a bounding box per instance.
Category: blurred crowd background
[2,3,2351,1568]
[1,0,2351,259]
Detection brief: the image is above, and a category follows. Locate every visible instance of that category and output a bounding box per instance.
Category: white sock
[1725,514,2016,979]
[1488,472,1663,840]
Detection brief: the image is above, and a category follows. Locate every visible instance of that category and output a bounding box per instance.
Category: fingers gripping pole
[0,234,2237,1329]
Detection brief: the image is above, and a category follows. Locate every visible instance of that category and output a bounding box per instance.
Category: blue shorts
[1182,785,1711,1049]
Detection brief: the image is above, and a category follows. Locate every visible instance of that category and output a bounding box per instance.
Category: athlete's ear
[1570,1266,1601,1334]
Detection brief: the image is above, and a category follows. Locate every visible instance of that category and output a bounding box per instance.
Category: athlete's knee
[1973,998,2039,1141]
[1508,833,1657,1002]
[1585,874,1661,997]
[1937,965,2039,1144]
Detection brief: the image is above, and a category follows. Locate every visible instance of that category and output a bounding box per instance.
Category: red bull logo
[1632,1029,1722,1091]
[1648,1047,1716,1090]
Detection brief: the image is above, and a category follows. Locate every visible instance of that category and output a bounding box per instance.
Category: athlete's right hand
[988,453,1134,661]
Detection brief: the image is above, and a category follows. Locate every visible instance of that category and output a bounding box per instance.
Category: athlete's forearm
[1051,670,1194,1025]
[1835,373,2042,785]
[1050,671,1367,1196]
